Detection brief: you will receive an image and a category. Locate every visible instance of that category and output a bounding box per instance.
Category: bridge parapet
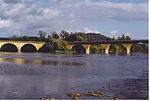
[68,40,148,45]
[0,40,45,44]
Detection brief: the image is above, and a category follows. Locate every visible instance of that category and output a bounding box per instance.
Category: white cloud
[109,30,119,35]
[109,30,132,38]
[0,0,148,37]
[84,28,99,33]
[74,0,148,21]
[0,19,13,29]
[50,0,71,4]
[124,32,132,37]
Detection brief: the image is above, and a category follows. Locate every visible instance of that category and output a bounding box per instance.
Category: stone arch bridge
[0,40,45,52]
[0,40,148,54]
[67,40,148,54]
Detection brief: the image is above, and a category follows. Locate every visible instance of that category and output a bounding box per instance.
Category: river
[0,52,148,99]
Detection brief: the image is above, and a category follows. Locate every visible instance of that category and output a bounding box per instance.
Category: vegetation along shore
[0,30,148,54]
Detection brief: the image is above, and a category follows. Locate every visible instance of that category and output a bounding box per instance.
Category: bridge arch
[130,43,148,53]
[109,44,125,54]
[90,44,104,53]
[72,44,86,54]
[0,41,45,53]
[21,44,37,53]
[67,44,92,54]
[101,43,132,54]
[0,43,18,52]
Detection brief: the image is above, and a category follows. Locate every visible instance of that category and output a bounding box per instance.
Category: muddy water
[0,52,148,99]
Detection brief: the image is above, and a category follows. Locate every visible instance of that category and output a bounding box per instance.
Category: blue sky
[0,0,148,39]
[36,0,148,3]
[93,0,148,3]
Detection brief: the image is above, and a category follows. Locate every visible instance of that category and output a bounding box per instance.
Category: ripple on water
[0,53,148,99]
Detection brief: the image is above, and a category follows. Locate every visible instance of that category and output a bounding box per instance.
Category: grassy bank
[55,50,77,54]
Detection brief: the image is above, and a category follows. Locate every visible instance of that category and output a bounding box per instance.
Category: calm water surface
[0,52,148,99]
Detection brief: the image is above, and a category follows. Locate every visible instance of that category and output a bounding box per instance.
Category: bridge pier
[83,44,91,54]
[122,44,132,54]
[67,44,74,50]
[101,44,111,54]
[17,47,21,53]
[36,47,41,52]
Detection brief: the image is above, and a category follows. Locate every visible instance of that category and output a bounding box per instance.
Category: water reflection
[0,53,148,99]
[0,58,87,66]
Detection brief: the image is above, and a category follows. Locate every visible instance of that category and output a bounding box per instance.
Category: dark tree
[52,32,59,39]
[60,30,69,40]
[126,36,131,40]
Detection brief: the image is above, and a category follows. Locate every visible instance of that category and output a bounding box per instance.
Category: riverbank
[55,50,76,54]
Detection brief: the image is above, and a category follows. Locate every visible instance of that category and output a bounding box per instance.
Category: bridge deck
[68,40,148,45]
[0,40,148,44]
[0,40,45,44]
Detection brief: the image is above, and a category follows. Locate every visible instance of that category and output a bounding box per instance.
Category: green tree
[58,39,68,51]
[87,34,94,41]
[117,36,121,40]
[117,34,131,41]
[39,43,52,53]
[43,32,46,39]
[9,35,18,40]
[126,36,131,40]
[22,36,29,41]
[65,33,77,41]
[114,44,124,53]
[131,44,143,52]
[38,30,43,38]
[38,30,47,41]
[76,35,84,41]
[74,32,87,41]
[112,37,115,40]
[52,32,59,39]
[121,34,126,40]
[60,30,69,40]
[48,35,52,41]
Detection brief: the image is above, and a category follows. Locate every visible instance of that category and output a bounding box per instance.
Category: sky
[0,0,148,39]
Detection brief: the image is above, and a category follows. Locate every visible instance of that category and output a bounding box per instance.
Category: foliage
[52,32,59,39]
[72,44,85,54]
[87,33,110,41]
[114,44,124,53]
[65,32,108,42]
[60,30,69,39]
[38,30,47,41]
[112,37,115,40]
[9,36,42,41]
[38,43,52,52]
[6,30,147,53]
[126,36,131,40]
[117,34,131,40]
[58,39,68,51]
[90,45,104,53]
[9,35,18,40]
[48,35,52,42]
[131,44,146,52]
[22,36,29,41]
[39,36,59,52]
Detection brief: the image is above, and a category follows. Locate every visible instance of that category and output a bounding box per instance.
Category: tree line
[8,30,147,53]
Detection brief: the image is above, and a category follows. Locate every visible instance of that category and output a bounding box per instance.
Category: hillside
[87,33,111,41]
